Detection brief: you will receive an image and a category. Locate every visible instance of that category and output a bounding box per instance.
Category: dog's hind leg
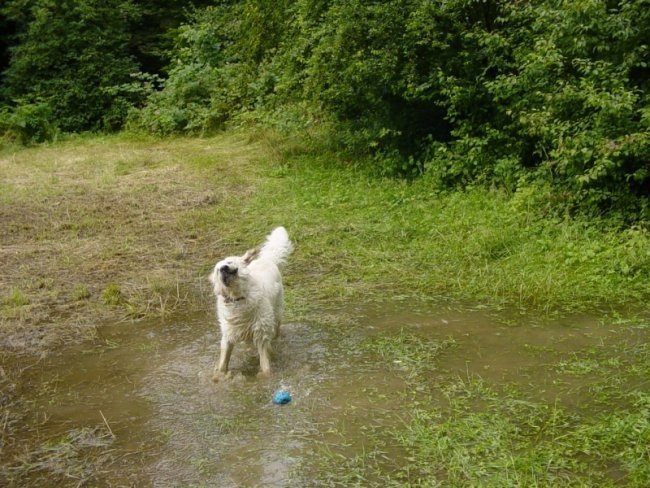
[213,338,234,382]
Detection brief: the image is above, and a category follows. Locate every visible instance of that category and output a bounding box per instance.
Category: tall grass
[189,135,650,315]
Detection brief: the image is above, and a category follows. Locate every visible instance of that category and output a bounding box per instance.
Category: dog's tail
[258,226,294,266]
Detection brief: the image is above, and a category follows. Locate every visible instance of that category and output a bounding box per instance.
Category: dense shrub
[279,0,648,220]
[1,0,142,133]
[296,0,649,220]
[0,0,212,137]
[128,1,289,134]
[0,100,56,144]
[461,0,650,219]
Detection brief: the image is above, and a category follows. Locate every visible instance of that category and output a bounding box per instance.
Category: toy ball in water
[272,390,292,405]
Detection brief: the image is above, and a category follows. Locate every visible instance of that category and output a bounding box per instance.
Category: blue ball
[272,390,292,405]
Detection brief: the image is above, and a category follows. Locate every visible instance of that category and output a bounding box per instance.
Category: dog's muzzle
[219,265,237,285]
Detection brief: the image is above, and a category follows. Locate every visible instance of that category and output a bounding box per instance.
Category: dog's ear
[208,266,217,285]
[242,248,258,264]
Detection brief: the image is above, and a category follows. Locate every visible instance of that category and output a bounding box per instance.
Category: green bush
[1,0,141,133]
[128,2,287,134]
[117,0,650,221]
[0,101,56,144]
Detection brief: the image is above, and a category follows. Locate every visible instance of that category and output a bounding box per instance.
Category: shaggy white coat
[209,227,293,380]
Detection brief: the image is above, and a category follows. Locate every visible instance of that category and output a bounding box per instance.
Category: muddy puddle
[2,304,648,486]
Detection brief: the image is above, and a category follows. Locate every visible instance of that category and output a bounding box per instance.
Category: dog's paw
[256,370,272,379]
[212,370,232,382]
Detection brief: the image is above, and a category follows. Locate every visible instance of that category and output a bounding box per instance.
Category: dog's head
[209,248,258,297]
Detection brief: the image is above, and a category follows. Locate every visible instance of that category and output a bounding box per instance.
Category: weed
[5,427,114,485]
[362,330,455,379]
[209,415,251,436]
[1,288,30,320]
[72,285,91,301]
[2,288,29,308]
[101,284,124,306]
[190,457,212,476]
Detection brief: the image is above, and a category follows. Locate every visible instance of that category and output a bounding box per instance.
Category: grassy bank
[1,130,649,352]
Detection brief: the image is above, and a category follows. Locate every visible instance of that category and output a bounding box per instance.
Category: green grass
[362,329,456,379]
[101,283,124,306]
[2,129,647,342]
[71,285,91,301]
[186,133,650,315]
[306,322,650,487]
[392,387,650,487]
[5,427,114,485]
[1,288,30,320]
[2,288,30,308]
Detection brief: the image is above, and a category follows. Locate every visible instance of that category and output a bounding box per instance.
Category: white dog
[209,227,293,381]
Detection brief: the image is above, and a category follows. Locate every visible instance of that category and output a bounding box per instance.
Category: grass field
[2,130,650,486]
[1,133,263,350]
[1,130,649,353]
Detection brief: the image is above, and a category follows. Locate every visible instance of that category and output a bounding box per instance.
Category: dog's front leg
[257,341,272,377]
[213,339,234,382]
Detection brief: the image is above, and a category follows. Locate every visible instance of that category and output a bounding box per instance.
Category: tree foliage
[1,0,648,221]
[127,0,291,134]
[0,0,212,137]
[1,0,141,132]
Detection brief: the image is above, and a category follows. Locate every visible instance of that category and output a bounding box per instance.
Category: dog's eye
[220,265,237,274]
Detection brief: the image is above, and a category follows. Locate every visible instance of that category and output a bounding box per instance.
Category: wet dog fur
[209,227,293,381]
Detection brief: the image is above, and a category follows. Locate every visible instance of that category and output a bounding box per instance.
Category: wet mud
[2,304,647,486]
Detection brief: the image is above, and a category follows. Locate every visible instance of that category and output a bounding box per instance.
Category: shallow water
[2,304,648,486]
